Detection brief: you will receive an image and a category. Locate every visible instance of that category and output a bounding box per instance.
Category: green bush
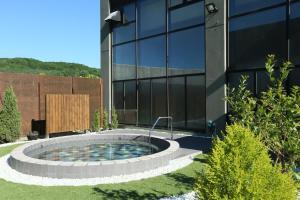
[0,86,21,143]
[195,124,297,200]
[111,107,118,129]
[226,55,300,170]
[102,109,109,130]
[92,109,100,132]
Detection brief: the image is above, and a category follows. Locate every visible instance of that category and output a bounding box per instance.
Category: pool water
[33,142,160,162]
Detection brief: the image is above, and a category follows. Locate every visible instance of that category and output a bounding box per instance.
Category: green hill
[0,58,100,78]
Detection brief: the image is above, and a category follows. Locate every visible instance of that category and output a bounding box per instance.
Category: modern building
[101,0,300,133]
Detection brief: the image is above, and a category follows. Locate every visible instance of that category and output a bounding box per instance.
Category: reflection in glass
[113,82,125,123]
[137,0,166,38]
[169,1,204,31]
[169,0,183,7]
[289,68,300,87]
[138,80,151,125]
[138,35,166,78]
[169,77,185,129]
[113,82,124,110]
[229,7,286,69]
[113,23,135,44]
[227,72,254,92]
[123,81,137,124]
[123,3,136,22]
[113,42,136,80]
[152,79,167,126]
[186,76,205,130]
[168,26,205,75]
[290,2,300,65]
[229,0,284,16]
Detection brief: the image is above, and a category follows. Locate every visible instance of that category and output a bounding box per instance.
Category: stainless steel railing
[148,116,173,143]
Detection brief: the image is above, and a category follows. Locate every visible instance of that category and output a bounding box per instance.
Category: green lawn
[0,144,206,200]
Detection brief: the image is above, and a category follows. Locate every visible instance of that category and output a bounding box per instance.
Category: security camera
[105,10,122,23]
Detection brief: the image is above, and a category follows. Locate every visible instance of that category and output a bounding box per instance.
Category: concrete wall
[101,0,112,122]
[205,0,227,133]
[0,72,103,136]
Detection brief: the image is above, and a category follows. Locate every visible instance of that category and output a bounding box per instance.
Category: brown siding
[0,72,102,137]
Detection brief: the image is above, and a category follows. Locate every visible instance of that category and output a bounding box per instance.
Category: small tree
[92,109,100,132]
[0,86,21,143]
[102,109,109,130]
[111,107,118,129]
[195,124,297,200]
[226,55,300,170]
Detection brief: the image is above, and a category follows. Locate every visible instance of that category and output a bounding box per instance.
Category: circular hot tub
[8,130,179,179]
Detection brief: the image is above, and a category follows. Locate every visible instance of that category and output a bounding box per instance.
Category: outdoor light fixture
[206,3,218,14]
[105,10,122,23]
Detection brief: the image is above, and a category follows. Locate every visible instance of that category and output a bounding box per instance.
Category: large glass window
[186,75,205,130]
[229,0,285,16]
[168,26,205,75]
[151,78,167,126]
[289,68,300,87]
[169,1,204,31]
[138,80,151,125]
[113,23,135,44]
[169,77,185,129]
[138,35,166,78]
[123,3,136,22]
[169,0,183,7]
[290,2,300,65]
[229,7,286,69]
[137,0,166,38]
[113,42,136,80]
[113,82,124,110]
[123,81,137,124]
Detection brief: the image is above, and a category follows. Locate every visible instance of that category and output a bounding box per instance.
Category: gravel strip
[159,192,196,200]
[0,153,199,186]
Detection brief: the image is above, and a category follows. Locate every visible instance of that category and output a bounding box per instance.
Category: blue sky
[0,0,100,68]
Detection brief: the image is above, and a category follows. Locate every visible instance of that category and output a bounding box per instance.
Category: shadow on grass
[92,188,166,200]
[164,172,196,190]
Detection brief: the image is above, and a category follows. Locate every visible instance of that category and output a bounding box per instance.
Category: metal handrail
[149,116,173,142]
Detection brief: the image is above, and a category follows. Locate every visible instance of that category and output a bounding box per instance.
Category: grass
[0,144,206,200]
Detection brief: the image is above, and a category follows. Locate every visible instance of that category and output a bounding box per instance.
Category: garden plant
[226,55,300,171]
[195,124,297,200]
[0,86,21,143]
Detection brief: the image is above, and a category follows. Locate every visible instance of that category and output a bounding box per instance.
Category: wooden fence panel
[46,94,89,136]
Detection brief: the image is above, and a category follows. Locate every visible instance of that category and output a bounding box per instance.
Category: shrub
[226,55,300,170]
[195,124,297,200]
[0,86,21,143]
[92,109,100,132]
[102,109,109,130]
[111,107,118,129]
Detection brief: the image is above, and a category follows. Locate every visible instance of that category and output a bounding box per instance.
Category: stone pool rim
[8,130,179,179]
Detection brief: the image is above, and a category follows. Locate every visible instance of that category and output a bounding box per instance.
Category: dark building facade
[101,0,300,133]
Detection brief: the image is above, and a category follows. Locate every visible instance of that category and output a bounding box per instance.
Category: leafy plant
[111,107,118,129]
[195,124,297,200]
[102,109,109,130]
[92,109,100,132]
[226,55,300,170]
[0,86,21,143]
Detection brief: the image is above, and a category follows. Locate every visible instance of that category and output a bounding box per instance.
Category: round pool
[31,141,160,162]
[8,129,179,179]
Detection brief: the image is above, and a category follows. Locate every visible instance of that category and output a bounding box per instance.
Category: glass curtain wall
[112,0,206,131]
[228,0,300,96]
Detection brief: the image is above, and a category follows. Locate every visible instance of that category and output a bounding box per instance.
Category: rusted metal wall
[46,94,90,135]
[0,72,103,137]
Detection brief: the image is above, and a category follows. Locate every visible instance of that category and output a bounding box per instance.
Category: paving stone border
[8,130,180,179]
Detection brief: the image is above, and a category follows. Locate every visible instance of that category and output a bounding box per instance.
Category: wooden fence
[0,72,103,136]
[46,94,90,136]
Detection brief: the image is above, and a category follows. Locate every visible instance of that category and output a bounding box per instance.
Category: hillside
[0,58,100,78]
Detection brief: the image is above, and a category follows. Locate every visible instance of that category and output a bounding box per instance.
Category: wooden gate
[46,94,89,136]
